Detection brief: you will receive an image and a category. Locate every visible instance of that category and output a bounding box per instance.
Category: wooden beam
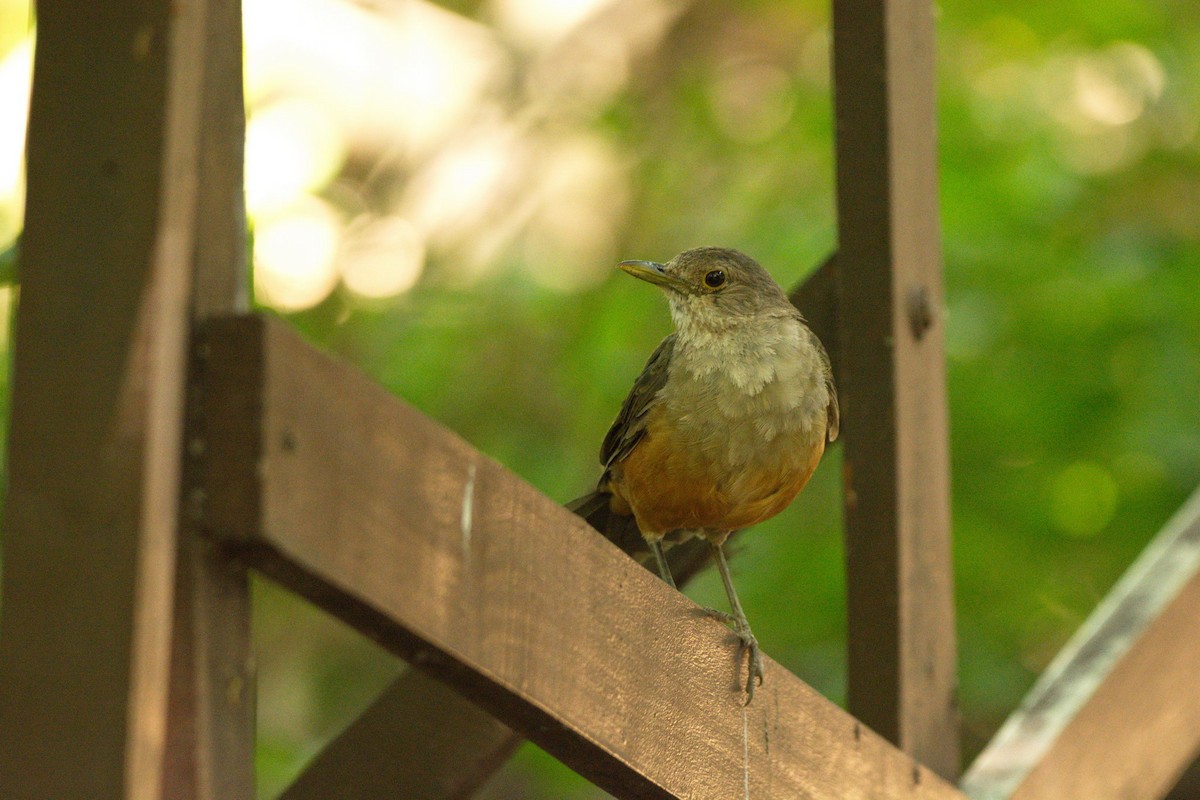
[281,668,522,800]
[831,0,959,778]
[0,1,211,797]
[279,513,714,800]
[162,1,255,797]
[962,487,1200,800]
[199,315,967,800]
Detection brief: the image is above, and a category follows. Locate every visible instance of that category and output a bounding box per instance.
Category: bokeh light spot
[709,60,797,144]
[489,0,612,49]
[340,216,426,299]
[245,97,346,218]
[0,34,31,240]
[521,133,626,292]
[254,197,342,311]
[1050,461,1119,538]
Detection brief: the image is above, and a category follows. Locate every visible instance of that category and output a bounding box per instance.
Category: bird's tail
[565,490,713,584]
[565,490,646,556]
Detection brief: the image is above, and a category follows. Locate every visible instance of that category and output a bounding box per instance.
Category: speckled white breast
[656,309,831,498]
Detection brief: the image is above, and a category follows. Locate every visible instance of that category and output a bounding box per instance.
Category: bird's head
[618,247,791,331]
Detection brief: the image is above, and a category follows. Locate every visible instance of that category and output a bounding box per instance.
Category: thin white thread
[742,704,751,800]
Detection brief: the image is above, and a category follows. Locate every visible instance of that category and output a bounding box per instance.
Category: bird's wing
[825,368,840,443]
[806,324,840,443]
[599,332,676,472]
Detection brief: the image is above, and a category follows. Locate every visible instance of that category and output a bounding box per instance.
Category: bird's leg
[649,539,677,589]
[710,540,764,704]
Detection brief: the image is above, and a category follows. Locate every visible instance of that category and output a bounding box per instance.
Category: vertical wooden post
[831,0,960,778]
[163,0,254,797]
[0,0,214,797]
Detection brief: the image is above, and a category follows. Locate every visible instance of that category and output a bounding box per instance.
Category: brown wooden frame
[2,0,1197,798]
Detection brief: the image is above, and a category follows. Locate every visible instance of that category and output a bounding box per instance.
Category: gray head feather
[661,247,793,324]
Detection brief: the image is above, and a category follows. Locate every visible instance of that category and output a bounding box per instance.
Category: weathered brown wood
[831,0,959,778]
[161,0,255,797]
[962,487,1200,800]
[201,314,966,800]
[0,1,211,796]
[278,518,714,800]
[281,668,522,800]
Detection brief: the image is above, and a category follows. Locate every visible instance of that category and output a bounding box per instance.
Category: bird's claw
[740,631,764,704]
[703,607,764,704]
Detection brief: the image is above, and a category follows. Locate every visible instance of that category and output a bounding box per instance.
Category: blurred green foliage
[1,0,1198,797]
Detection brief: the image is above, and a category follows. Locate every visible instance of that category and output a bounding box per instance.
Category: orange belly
[608,408,826,538]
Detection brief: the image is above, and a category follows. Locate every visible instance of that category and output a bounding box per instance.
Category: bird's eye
[704,270,726,288]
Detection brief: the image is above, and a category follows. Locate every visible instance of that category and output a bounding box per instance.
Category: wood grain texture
[279,513,716,800]
[962,487,1200,800]
[202,314,967,800]
[0,1,209,796]
[831,0,959,777]
[161,0,255,798]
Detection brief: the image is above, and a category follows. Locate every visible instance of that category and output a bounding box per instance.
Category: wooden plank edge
[962,485,1200,799]
[161,0,255,796]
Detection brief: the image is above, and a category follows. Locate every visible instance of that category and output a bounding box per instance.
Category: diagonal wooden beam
[0,1,212,796]
[280,668,522,800]
[279,548,719,800]
[199,314,966,800]
[831,0,959,778]
[961,486,1200,800]
[278,519,715,800]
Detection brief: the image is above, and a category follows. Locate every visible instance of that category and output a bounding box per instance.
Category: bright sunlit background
[1,0,1198,796]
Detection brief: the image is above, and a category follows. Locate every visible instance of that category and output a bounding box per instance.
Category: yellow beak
[617,260,694,294]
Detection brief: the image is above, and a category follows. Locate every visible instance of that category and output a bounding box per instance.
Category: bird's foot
[702,608,764,704]
[739,630,764,705]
